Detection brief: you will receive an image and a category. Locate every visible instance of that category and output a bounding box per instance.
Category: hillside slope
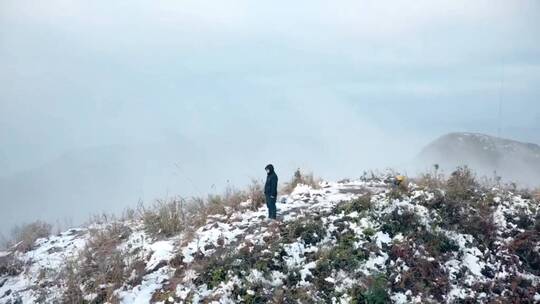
[1,176,539,303]
[416,132,540,186]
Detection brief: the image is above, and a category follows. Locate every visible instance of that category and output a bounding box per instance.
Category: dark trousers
[265,195,277,219]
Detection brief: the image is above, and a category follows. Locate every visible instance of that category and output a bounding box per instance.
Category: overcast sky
[1,0,539,230]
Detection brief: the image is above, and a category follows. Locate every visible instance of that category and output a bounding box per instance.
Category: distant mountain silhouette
[416,132,540,186]
[0,141,225,232]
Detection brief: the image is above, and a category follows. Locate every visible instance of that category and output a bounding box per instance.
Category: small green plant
[363,275,390,304]
[363,227,376,238]
[381,208,419,238]
[209,266,228,289]
[284,218,326,246]
[335,195,372,215]
[328,232,367,270]
[234,242,286,278]
[350,274,389,304]
[193,254,233,290]
[417,230,459,255]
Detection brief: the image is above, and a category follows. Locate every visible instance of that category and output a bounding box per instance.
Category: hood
[265,164,275,174]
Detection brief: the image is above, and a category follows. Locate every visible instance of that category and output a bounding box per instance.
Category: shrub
[9,221,52,252]
[223,186,250,211]
[514,211,534,230]
[0,253,23,276]
[389,242,413,261]
[236,243,286,276]
[363,228,376,238]
[381,208,420,238]
[311,254,338,301]
[510,231,540,276]
[388,181,410,200]
[393,258,449,301]
[208,266,228,289]
[458,201,497,248]
[415,165,444,189]
[327,232,367,270]
[282,218,326,246]
[335,195,372,215]
[416,230,459,256]
[428,183,496,238]
[282,169,320,194]
[192,250,235,289]
[445,166,478,201]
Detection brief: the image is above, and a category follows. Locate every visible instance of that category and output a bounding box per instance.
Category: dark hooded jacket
[264,164,278,197]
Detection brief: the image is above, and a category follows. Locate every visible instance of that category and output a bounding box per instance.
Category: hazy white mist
[1,0,539,232]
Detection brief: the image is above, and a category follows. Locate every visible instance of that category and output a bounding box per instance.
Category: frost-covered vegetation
[1,168,539,303]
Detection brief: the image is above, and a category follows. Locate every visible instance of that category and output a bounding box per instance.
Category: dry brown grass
[222,186,249,211]
[8,221,52,252]
[282,169,321,194]
[415,172,443,189]
[139,180,266,239]
[60,222,144,303]
[60,222,134,303]
[87,212,118,226]
[140,198,187,238]
[61,259,85,304]
[246,179,265,210]
[138,185,255,239]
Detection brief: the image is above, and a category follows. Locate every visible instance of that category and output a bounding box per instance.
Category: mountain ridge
[416,132,540,186]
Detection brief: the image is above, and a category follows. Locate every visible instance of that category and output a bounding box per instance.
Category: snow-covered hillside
[1,175,539,303]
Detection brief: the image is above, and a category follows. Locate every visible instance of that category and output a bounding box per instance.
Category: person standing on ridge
[264,164,278,220]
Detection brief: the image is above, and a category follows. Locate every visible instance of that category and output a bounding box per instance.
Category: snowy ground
[1,177,539,303]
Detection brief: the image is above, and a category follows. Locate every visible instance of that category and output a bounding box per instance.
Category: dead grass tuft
[9,221,52,252]
[141,198,187,238]
[60,222,136,303]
